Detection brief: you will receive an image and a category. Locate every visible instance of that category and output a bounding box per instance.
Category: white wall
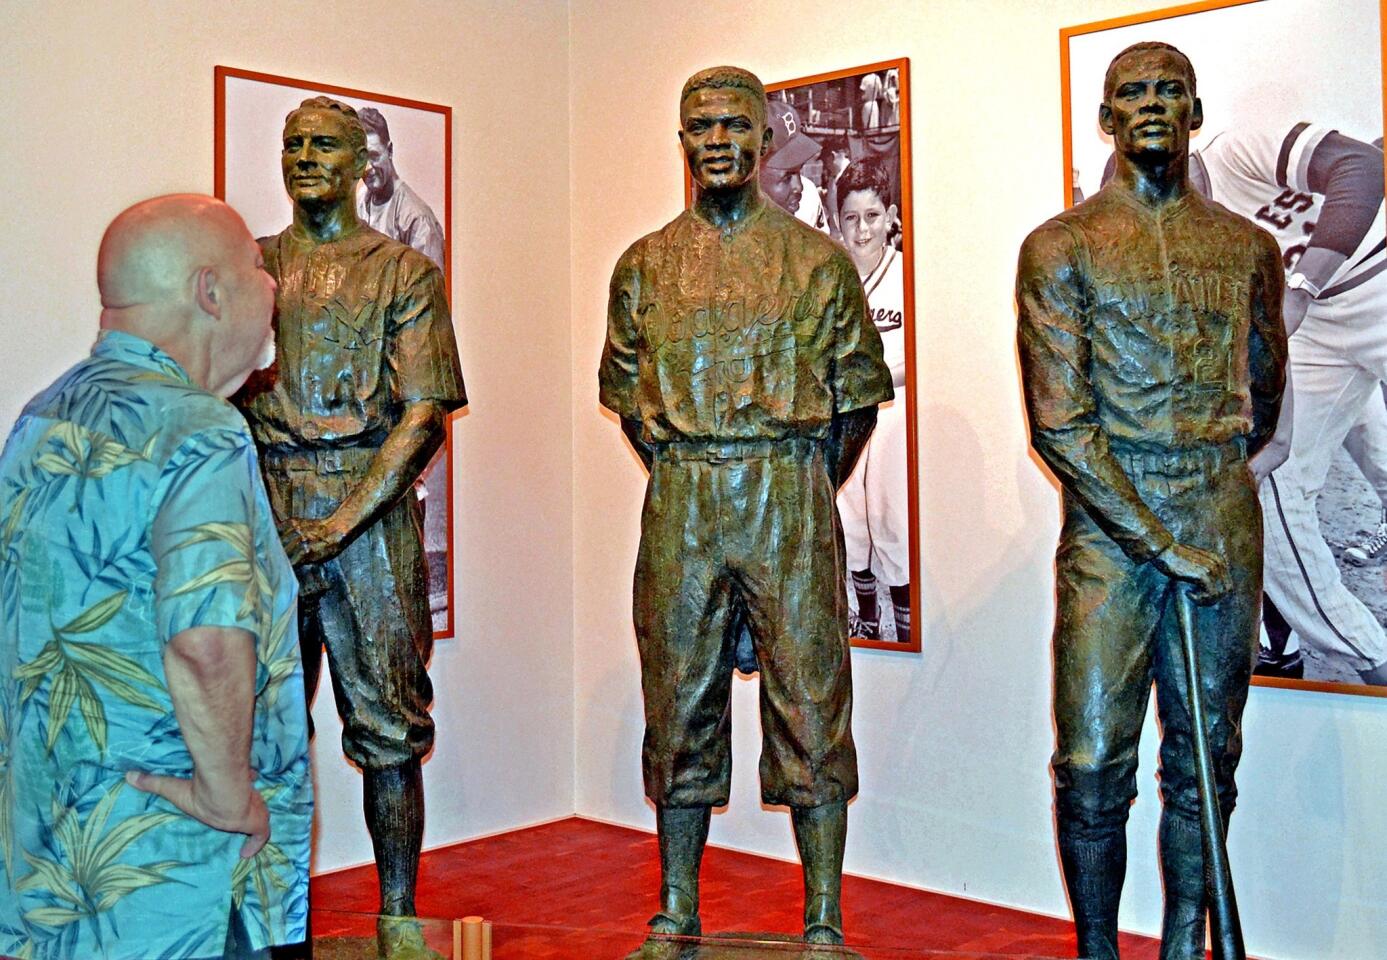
[1,0,576,874]
[567,2,1387,959]
[5,1,1386,956]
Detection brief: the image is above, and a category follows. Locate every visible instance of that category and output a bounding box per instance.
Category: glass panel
[307,909,1067,959]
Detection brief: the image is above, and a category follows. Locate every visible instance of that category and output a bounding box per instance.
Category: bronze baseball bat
[1174,584,1245,960]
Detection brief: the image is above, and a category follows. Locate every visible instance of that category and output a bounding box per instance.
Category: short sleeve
[827,254,893,413]
[389,262,467,412]
[151,428,273,645]
[597,247,643,420]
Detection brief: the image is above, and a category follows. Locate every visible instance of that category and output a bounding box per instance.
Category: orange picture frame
[1059,0,1387,697]
[214,66,459,641]
[683,59,920,653]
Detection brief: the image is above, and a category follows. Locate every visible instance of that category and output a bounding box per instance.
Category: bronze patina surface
[599,66,893,947]
[235,96,465,960]
[1016,44,1286,960]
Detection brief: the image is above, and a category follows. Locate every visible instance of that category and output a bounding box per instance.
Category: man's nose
[708,123,732,144]
[1138,93,1165,113]
[294,144,316,166]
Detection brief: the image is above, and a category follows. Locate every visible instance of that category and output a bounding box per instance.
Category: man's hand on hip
[127,768,269,858]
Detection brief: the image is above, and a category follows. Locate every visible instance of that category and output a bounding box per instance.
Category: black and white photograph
[1064,0,1387,695]
[216,67,457,638]
[688,60,921,652]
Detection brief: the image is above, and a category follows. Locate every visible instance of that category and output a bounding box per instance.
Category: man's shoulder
[16,357,251,472]
[135,381,252,466]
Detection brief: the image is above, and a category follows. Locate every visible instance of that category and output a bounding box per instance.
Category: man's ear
[195,267,220,319]
[1098,103,1115,137]
[353,146,369,179]
[1191,97,1204,132]
[760,125,773,158]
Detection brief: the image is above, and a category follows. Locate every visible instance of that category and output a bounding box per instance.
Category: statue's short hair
[680,66,767,123]
[358,106,392,146]
[837,158,894,209]
[285,96,367,153]
[1103,41,1196,99]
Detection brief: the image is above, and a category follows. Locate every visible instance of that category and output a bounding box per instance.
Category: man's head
[759,100,823,214]
[98,195,277,397]
[359,107,398,200]
[1099,42,1202,163]
[679,66,772,194]
[281,96,368,212]
[836,160,897,276]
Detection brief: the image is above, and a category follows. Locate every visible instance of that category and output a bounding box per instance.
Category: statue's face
[679,86,772,193]
[281,109,365,210]
[1100,49,1202,162]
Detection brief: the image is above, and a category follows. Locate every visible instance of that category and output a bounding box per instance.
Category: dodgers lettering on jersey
[1198,121,1386,295]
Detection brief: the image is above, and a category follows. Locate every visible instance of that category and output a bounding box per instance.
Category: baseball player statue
[1017,43,1285,960]
[600,66,892,947]
[235,96,466,960]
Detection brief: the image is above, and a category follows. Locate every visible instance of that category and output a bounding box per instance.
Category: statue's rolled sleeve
[828,256,894,415]
[390,265,467,412]
[1017,222,1175,564]
[598,251,642,421]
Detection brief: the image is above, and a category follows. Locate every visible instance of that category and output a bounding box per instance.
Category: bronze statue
[1016,44,1286,960]
[235,96,466,960]
[599,67,893,948]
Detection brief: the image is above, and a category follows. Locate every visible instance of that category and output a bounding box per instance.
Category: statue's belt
[1108,436,1248,477]
[259,445,377,475]
[655,437,820,464]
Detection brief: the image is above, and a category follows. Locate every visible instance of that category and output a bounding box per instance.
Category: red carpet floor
[311,817,1170,959]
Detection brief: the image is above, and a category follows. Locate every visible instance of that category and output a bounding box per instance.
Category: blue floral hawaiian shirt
[0,331,312,960]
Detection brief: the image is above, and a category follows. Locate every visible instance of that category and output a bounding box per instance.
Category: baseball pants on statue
[262,447,436,770]
[634,438,858,809]
[1052,443,1260,840]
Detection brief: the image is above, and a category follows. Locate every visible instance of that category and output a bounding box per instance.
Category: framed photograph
[1061,0,1387,696]
[685,59,920,652]
[214,66,458,639]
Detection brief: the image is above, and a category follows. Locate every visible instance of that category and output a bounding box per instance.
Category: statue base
[624,930,865,959]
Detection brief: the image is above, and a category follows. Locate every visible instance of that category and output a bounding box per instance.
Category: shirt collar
[92,330,194,386]
[1104,181,1192,221]
[689,195,769,239]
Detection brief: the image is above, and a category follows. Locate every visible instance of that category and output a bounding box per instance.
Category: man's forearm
[332,400,448,542]
[164,626,257,785]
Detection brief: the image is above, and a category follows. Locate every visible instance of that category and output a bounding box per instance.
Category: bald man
[0,195,312,960]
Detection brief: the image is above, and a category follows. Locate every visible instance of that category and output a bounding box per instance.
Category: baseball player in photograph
[1191,121,1387,684]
